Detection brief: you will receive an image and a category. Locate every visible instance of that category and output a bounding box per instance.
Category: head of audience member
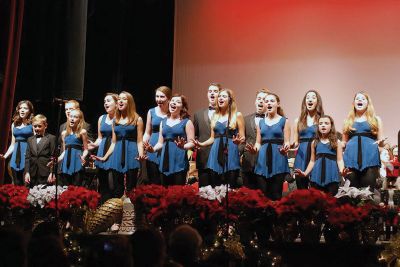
[32,114,48,136]
[131,227,166,267]
[207,83,222,108]
[168,224,202,266]
[31,221,61,240]
[64,100,80,119]
[0,227,27,267]
[86,236,133,267]
[28,236,69,267]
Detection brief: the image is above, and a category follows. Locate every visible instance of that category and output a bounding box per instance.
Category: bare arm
[284,118,291,148]
[337,140,345,173]
[143,110,152,143]
[57,131,66,162]
[293,118,299,148]
[197,127,215,147]
[183,120,195,150]
[100,122,116,161]
[150,122,164,152]
[81,129,89,160]
[137,117,145,157]
[302,141,316,176]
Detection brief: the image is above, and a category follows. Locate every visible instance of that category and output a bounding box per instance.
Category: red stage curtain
[0,0,25,184]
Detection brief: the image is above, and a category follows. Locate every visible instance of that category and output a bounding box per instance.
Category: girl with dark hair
[144,94,195,186]
[95,91,145,197]
[0,100,34,185]
[88,93,118,202]
[194,89,245,188]
[246,93,290,200]
[293,90,324,189]
[342,92,385,190]
[295,115,349,195]
[143,86,171,185]
[58,109,89,185]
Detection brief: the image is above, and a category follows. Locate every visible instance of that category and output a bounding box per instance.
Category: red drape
[0,0,24,184]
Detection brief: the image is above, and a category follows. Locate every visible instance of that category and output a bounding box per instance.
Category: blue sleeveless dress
[310,142,340,186]
[61,133,83,175]
[254,117,290,178]
[159,118,189,176]
[95,115,113,170]
[10,124,33,171]
[294,124,317,171]
[206,120,240,174]
[147,108,165,165]
[110,122,140,173]
[343,121,380,171]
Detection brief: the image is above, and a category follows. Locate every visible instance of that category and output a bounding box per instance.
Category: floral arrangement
[335,180,374,201]
[47,186,100,210]
[199,185,230,203]
[27,184,68,208]
[326,203,371,229]
[0,184,29,209]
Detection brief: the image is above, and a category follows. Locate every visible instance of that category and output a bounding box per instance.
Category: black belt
[316,153,336,184]
[261,139,284,174]
[116,136,137,168]
[102,136,112,157]
[162,138,174,172]
[215,133,234,168]
[152,125,160,133]
[15,140,27,169]
[299,137,314,168]
[65,144,83,169]
[349,132,376,169]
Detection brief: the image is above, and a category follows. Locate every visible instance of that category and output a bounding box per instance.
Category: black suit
[25,133,56,186]
[193,108,212,186]
[241,113,258,189]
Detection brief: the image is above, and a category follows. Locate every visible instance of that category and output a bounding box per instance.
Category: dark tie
[255,113,265,118]
[208,106,215,111]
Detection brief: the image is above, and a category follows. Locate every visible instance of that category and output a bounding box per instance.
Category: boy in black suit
[24,114,57,187]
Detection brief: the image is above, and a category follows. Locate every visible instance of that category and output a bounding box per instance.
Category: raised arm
[143,110,152,143]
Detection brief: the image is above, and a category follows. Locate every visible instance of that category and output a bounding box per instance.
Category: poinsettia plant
[47,186,100,211]
[0,184,29,209]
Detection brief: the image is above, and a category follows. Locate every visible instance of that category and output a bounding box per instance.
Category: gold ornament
[118,197,135,234]
[86,198,123,234]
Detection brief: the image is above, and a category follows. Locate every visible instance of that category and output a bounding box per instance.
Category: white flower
[28,184,68,208]
[198,184,230,203]
[335,180,374,200]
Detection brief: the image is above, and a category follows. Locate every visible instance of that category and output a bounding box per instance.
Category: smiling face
[255,92,267,114]
[318,117,332,135]
[68,110,81,129]
[354,93,368,112]
[155,90,168,106]
[207,85,220,106]
[18,103,30,119]
[265,94,279,115]
[118,93,129,111]
[104,95,117,114]
[305,91,318,112]
[169,96,183,115]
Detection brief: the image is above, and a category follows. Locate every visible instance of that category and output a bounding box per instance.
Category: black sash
[299,137,314,168]
[349,132,376,169]
[162,138,174,172]
[116,135,137,168]
[65,144,83,169]
[152,125,160,133]
[102,136,112,157]
[15,140,27,169]
[315,153,337,184]
[215,133,235,168]
[261,139,284,174]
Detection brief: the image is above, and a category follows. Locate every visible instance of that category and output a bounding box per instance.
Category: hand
[80,155,86,166]
[279,143,290,155]
[294,168,306,177]
[136,153,148,161]
[91,155,105,162]
[47,159,55,168]
[0,154,4,159]
[341,167,352,177]
[374,137,387,147]
[87,140,97,150]
[143,141,155,153]
[245,143,257,154]
[48,173,56,184]
[232,134,245,145]
[291,142,299,150]
[174,136,187,149]
[24,173,30,184]
[191,139,202,149]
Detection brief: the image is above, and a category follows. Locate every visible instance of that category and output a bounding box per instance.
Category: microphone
[53,97,67,104]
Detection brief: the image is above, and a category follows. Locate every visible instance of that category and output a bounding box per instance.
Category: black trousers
[295,175,309,190]
[346,167,379,191]
[241,171,258,190]
[11,169,24,186]
[61,171,84,186]
[209,170,240,189]
[112,169,139,198]
[198,168,211,187]
[161,170,187,186]
[310,181,339,196]
[146,160,161,185]
[256,173,286,200]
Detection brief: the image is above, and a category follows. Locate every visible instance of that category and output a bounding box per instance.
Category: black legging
[346,167,379,191]
[295,175,309,190]
[198,168,211,187]
[209,170,240,189]
[112,169,139,198]
[61,171,84,186]
[310,181,339,196]
[146,160,161,185]
[241,171,258,190]
[161,170,187,186]
[256,173,286,200]
[97,169,113,203]
[11,169,24,186]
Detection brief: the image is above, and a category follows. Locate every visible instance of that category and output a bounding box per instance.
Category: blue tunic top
[10,124,33,171]
[147,108,165,165]
[343,121,380,171]
[294,124,317,171]
[310,142,340,186]
[206,120,240,174]
[95,115,113,170]
[110,122,140,173]
[254,117,290,178]
[159,118,189,176]
[61,133,84,175]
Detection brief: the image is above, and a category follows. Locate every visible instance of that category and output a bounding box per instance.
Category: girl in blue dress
[95,91,145,197]
[295,115,350,195]
[0,100,34,185]
[194,89,245,188]
[144,94,195,186]
[293,90,324,189]
[58,109,89,186]
[143,86,171,185]
[246,93,290,200]
[89,93,118,202]
[342,92,385,190]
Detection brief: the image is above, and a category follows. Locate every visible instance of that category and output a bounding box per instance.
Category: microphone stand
[223,103,232,242]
